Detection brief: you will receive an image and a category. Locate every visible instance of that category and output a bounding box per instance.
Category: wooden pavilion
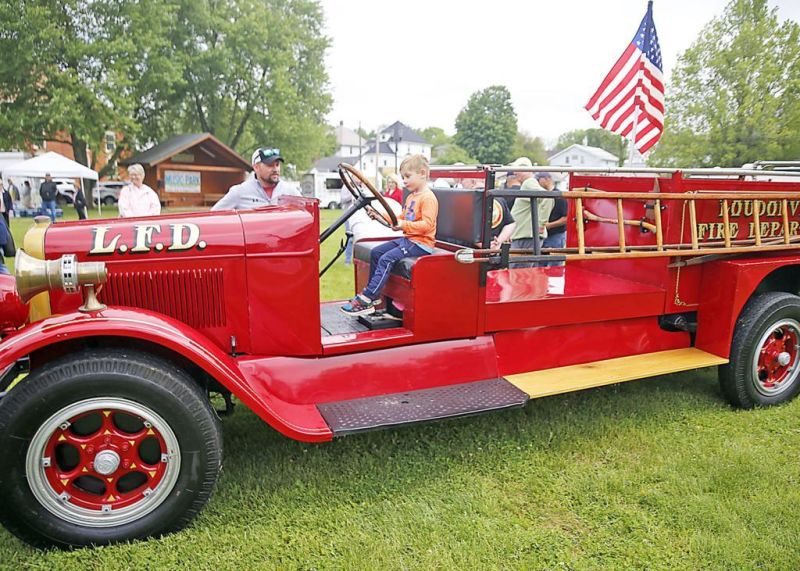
[121,133,250,207]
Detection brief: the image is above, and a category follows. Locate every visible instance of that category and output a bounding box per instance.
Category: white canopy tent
[2,152,101,215]
[2,152,98,181]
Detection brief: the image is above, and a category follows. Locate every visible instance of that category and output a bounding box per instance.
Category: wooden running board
[505,348,729,399]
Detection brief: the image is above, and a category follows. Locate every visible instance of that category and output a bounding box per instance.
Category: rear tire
[103,196,116,206]
[719,292,800,408]
[0,349,222,548]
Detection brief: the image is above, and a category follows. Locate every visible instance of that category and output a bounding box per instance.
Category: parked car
[53,178,77,205]
[93,181,126,205]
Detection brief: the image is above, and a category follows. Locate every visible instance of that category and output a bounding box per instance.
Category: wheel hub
[754,319,800,396]
[93,450,121,476]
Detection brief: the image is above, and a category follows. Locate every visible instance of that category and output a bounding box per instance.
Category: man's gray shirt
[211,176,300,211]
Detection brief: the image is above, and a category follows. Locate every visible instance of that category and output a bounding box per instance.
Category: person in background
[6,179,19,204]
[538,172,567,266]
[119,164,161,218]
[340,183,355,265]
[0,180,12,227]
[212,147,299,211]
[508,161,554,268]
[22,181,32,209]
[384,173,403,204]
[38,173,58,223]
[73,186,88,220]
[0,202,13,274]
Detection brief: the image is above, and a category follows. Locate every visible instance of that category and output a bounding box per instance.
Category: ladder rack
[457,187,800,267]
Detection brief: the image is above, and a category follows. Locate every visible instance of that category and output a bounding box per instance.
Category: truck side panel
[696,256,800,358]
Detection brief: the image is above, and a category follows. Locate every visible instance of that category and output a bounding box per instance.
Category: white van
[301,170,344,209]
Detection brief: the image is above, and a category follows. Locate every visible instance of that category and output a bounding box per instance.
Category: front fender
[0,307,332,442]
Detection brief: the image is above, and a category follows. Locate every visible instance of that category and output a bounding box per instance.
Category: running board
[506,348,729,399]
[318,378,529,436]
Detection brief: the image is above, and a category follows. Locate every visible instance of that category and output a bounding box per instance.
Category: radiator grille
[100,268,226,328]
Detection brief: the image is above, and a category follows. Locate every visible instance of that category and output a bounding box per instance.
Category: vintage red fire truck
[1,163,800,547]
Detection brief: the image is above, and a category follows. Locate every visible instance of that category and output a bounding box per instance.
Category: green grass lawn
[2,208,800,567]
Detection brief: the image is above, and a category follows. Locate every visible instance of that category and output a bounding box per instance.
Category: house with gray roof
[548,144,620,168]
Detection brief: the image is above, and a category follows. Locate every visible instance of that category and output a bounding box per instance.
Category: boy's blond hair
[400,154,429,177]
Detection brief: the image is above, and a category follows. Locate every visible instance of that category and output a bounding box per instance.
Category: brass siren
[15,250,108,312]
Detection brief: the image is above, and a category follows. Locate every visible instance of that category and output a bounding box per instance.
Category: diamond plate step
[318,378,529,436]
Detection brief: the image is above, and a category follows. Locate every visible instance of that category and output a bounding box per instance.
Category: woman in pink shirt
[118,164,161,218]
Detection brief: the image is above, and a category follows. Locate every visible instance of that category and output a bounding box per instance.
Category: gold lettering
[130,224,161,253]
[730,200,742,217]
[168,223,201,251]
[766,201,780,217]
[89,226,121,255]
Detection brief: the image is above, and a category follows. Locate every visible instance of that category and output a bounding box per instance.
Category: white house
[548,144,619,168]
[333,122,366,158]
[377,121,432,161]
[308,122,430,192]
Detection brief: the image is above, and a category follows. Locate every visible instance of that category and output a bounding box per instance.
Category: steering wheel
[338,163,399,228]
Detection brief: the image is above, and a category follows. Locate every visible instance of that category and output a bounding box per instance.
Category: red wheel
[0,349,222,547]
[30,398,181,526]
[752,319,800,397]
[720,292,800,408]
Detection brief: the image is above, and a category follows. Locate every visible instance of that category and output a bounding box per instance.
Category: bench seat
[353,240,450,280]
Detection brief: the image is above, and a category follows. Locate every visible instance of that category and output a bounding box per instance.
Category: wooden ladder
[556,187,800,263]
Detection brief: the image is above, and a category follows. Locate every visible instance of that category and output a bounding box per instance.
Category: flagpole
[629,1,654,166]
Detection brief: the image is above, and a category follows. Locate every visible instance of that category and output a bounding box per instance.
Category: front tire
[719,292,800,408]
[0,349,223,548]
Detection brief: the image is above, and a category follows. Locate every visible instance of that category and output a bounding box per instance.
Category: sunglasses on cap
[252,148,283,164]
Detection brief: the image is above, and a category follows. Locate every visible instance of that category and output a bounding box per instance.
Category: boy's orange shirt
[400,187,438,249]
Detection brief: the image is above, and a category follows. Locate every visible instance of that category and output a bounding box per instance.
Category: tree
[418,126,451,147]
[453,86,517,164]
[512,132,548,165]
[650,0,800,167]
[555,129,628,166]
[431,144,476,165]
[0,0,333,172]
[0,0,143,173]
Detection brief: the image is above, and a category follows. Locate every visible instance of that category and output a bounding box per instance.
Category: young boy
[341,154,438,316]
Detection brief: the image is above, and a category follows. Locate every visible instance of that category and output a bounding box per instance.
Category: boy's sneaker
[340,294,377,316]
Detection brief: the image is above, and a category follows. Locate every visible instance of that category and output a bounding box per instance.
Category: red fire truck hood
[43,210,248,263]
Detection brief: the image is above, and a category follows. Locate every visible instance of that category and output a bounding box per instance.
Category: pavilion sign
[165,170,201,194]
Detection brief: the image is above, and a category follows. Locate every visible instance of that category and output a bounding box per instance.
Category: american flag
[585,1,664,154]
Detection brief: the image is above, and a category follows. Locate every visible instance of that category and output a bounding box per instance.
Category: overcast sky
[320,0,800,144]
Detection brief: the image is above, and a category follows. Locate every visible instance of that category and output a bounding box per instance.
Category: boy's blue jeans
[364,238,429,300]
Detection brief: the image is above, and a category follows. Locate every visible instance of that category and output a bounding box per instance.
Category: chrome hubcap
[93,450,121,476]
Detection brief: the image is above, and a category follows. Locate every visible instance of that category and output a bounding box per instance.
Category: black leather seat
[352,189,486,279]
[353,241,449,279]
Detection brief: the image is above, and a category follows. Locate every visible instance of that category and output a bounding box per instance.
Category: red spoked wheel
[720,292,800,408]
[752,319,800,397]
[0,349,222,548]
[29,398,180,526]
